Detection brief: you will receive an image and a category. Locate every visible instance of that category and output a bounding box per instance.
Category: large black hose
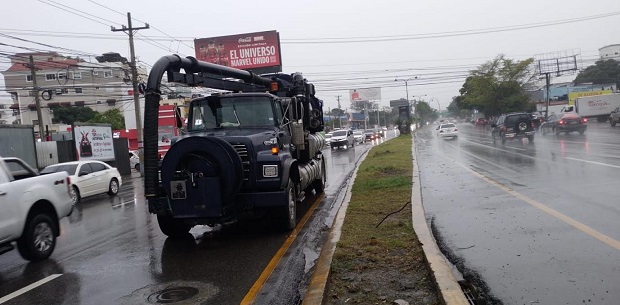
[144,55,275,198]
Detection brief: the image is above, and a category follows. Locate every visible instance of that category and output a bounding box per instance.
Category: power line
[281,10,620,44]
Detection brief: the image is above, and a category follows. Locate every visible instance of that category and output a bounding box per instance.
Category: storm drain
[118,281,219,305]
[147,287,199,304]
[459,281,480,305]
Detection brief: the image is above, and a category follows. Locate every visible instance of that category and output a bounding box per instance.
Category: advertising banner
[568,90,612,105]
[349,88,381,101]
[194,30,282,73]
[73,124,114,161]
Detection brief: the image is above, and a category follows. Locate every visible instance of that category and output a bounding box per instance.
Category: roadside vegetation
[325,135,440,305]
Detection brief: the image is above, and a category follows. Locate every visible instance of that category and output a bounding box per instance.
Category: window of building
[92,70,99,76]
[46,73,56,81]
[32,120,39,126]
[26,75,33,82]
[104,70,113,78]
[0,104,6,110]
[58,72,66,80]
[28,91,34,97]
[71,72,82,80]
[75,88,83,94]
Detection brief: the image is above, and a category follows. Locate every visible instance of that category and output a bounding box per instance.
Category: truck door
[0,164,20,242]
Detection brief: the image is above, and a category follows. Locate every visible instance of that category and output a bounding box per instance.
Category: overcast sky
[1,0,619,112]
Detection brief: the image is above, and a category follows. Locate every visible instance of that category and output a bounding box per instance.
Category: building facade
[599,44,620,61]
[0,52,146,135]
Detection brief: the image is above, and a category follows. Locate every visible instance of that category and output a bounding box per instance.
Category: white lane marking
[0,274,62,304]
[111,199,136,208]
[565,157,620,169]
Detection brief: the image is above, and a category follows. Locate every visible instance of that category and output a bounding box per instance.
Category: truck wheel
[107,178,119,196]
[313,159,326,194]
[17,214,56,261]
[157,214,191,239]
[276,179,297,231]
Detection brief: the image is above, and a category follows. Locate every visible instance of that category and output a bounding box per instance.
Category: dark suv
[491,113,536,144]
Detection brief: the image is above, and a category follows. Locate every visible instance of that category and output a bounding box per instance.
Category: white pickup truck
[0,157,73,261]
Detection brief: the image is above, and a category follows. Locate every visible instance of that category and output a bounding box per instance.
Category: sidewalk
[303,133,469,305]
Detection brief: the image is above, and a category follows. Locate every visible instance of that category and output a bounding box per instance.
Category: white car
[324,133,332,147]
[129,150,140,171]
[436,123,458,138]
[353,130,365,143]
[330,129,355,149]
[41,160,122,204]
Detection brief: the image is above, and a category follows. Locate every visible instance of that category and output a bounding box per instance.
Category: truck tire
[276,179,297,231]
[107,178,119,196]
[17,213,56,261]
[313,159,326,194]
[157,214,191,238]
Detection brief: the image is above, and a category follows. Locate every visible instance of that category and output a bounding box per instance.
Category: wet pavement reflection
[0,131,396,305]
[416,122,620,304]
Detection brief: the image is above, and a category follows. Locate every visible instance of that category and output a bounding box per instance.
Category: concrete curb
[410,133,470,305]
[303,134,469,305]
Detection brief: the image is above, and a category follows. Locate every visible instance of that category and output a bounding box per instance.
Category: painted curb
[411,133,469,305]
[302,133,469,305]
[301,148,370,305]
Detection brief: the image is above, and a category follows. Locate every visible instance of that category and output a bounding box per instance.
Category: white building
[599,44,620,61]
[0,52,147,135]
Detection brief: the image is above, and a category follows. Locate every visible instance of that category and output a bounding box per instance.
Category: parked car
[330,129,355,149]
[0,157,73,261]
[491,113,536,144]
[353,130,365,143]
[474,118,488,126]
[436,123,459,138]
[129,150,140,171]
[540,112,587,135]
[41,160,122,205]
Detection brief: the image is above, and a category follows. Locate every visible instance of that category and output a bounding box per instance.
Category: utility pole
[27,55,45,141]
[335,95,342,128]
[112,12,149,175]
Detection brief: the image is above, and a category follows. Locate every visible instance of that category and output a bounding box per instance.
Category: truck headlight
[263,165,278,178]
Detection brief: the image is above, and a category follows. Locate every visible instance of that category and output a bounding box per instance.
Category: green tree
[52,106,96,125]
[457,55,536,117]
[414,101,438,125]
[89,108,126,130]
[573,59,620,85]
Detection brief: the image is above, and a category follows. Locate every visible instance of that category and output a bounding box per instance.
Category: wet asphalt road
[0,132,394,305]
[416,122,620,305]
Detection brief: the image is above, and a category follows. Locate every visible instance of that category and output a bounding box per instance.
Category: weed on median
[325,135,440,305]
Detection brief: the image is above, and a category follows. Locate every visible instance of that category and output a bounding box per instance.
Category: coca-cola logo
[238,37,252,43]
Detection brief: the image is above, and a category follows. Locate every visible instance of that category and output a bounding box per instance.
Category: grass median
[325,135,440,305]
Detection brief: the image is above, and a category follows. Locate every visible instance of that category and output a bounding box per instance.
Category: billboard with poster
[194,30,282,73]
[73,123,115,161]
[349,88,381,101]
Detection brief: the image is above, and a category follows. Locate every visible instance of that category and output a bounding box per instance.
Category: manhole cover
[118,281,219,305]
[147,287,199,304]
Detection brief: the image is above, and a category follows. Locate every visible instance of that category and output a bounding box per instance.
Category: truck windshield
[189,96,276,130]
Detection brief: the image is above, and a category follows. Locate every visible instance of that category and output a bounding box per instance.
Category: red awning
[9,103,19,109]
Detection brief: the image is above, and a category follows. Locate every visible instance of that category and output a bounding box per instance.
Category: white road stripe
[0,274,62,304]
[565,157,620,169]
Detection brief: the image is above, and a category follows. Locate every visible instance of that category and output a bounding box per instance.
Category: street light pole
[395,77,418,130]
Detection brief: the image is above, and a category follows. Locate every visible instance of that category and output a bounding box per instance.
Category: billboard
[349,88,381,101]
[194,30,282,73]
[73,124,115,161]
[568,90,613,105]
